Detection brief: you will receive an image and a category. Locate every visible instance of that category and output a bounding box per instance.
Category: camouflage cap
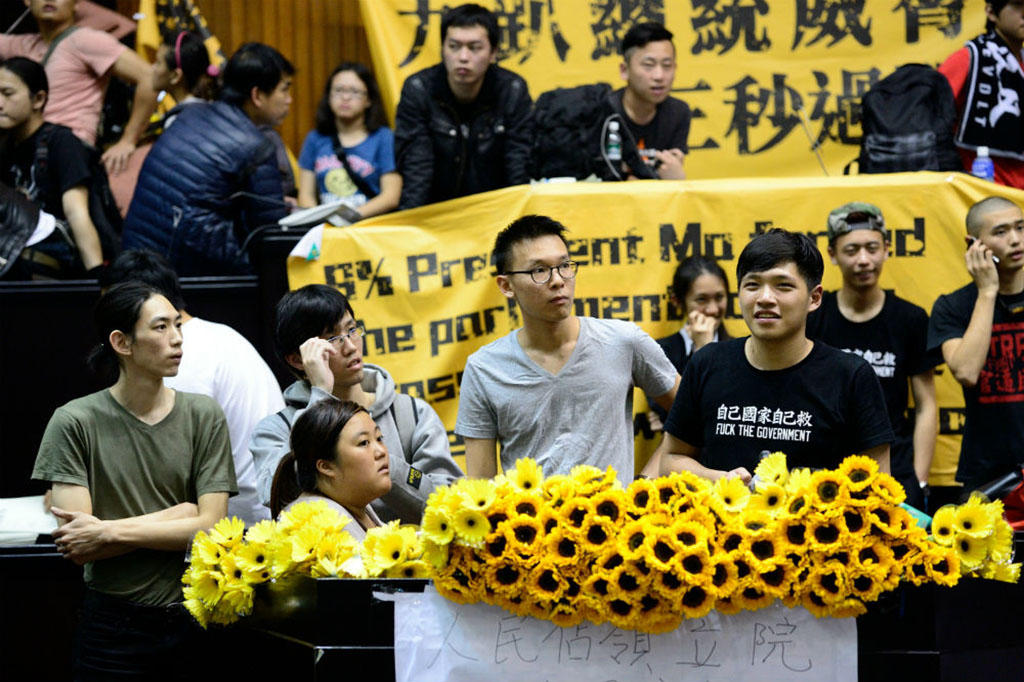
[826,202,887,244]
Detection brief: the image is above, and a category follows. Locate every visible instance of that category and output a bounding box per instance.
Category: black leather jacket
[395,63,532,209]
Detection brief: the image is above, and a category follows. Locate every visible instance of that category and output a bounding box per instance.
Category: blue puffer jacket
[122,101,287,275]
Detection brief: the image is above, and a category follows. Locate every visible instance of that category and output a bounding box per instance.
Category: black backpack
[33,124,123,264]
[854,63,962,174]
[528,83,654,181]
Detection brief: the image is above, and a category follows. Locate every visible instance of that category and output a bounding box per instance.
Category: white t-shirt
[455,317,677,486]
[165,317,284,525]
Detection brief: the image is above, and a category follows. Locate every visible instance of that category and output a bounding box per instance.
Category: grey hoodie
[249,364,462,523]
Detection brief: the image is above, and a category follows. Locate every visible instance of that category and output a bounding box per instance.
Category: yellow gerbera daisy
[235,541,275,584]
[386,559,432,579]
[988,516,1015,564]
[755,452,790,486]
[243,519,278,544]
[953,532,988,571]
[987,562,1021,584]
[289,524,323,567]
[422,539,449,569]
[454,478,497,513]
[952,499,997,539]
[711,476,750,514]
[191,530,224,569]
[209,516,246,548]
[785,467,813,495]
[929,505,957,546]
[509,457,544,492]
[421,507,455,546]
[190,568,225,606]
[453,507,491,547]
[277,499,331,531]
[184,597,210,629]
[748,482,787,517]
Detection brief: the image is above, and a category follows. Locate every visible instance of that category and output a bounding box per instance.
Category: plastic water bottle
[971,146,995,181]
[606,121,622,162]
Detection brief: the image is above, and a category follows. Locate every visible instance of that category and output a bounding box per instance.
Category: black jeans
[74,589,201,681]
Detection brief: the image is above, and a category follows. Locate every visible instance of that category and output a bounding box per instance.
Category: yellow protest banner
[288,173,1024,487]
[359,0,983,180]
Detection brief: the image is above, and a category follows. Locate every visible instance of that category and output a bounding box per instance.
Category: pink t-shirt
[0,28,125,146]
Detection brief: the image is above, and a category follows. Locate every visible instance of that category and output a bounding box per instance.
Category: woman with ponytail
[270,398,392,539]
[32,281,236,677]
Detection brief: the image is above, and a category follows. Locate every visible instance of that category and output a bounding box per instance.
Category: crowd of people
[6,0,1024,677]
[4,1,1024,277]
[1,1,695,277]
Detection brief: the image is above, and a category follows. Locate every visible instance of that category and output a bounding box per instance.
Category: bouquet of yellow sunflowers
[422,454,1016,634]
[182,499,426,627]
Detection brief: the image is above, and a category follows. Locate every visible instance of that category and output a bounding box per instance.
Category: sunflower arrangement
[424,454,967,633]
[182,500,424,627]
[928,492,1020,583]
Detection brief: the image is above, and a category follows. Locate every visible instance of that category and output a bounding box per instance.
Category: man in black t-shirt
[610,22,690,180]
[806,202,938,508]
[657,229,893,482]
[927,196,1024,492]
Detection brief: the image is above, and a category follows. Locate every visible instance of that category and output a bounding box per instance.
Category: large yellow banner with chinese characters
[288,173,1024,487]
[360,0,982,180]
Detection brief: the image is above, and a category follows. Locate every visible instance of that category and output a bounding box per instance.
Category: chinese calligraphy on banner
[388,587,857,682]
[359,0,979,179]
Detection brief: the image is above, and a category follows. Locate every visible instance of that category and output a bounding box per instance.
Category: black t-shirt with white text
[807,290,939,438]
[664,337,894,474]
[928,282,1024,487]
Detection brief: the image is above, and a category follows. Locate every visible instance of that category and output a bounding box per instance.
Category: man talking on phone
[928,196,1024,492]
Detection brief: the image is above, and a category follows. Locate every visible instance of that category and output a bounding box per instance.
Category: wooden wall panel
[191,0,372,154]
[119,0,372,153]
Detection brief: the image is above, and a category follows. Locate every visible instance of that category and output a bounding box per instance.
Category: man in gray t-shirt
[456,215,679,485]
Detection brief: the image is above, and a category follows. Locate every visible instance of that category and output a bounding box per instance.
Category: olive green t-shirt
[32,389,237,606]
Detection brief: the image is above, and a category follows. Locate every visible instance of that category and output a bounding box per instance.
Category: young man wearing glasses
[456,214,680,486]
[249,284,462,524]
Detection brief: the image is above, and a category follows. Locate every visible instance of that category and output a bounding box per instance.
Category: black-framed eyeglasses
[504,261,579,284]
[326,325,365,346]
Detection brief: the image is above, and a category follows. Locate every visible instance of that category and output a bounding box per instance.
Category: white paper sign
[389,587,856,682]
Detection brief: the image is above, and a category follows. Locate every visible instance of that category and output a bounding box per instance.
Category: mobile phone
[965,236,1000,264]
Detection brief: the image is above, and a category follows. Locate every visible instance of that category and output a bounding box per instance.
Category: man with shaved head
[928,196,1024,491]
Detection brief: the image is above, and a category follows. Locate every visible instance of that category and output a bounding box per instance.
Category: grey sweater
[249,364,462,524]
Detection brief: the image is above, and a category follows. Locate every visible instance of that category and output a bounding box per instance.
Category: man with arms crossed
[806,202,938,508]
[928,196,1024,492]
[32,282,235,678]
[456,214,679,486]
[658,229,893,481]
